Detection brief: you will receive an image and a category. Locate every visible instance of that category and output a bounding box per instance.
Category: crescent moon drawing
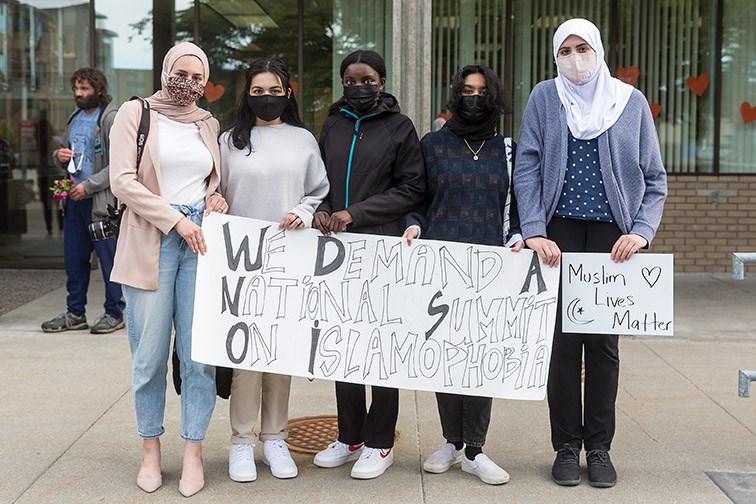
[566,298,594,325]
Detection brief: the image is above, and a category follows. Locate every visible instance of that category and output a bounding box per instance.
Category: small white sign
[561,253,674,336]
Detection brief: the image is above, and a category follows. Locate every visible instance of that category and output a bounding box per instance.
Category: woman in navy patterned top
[404,64,522,485]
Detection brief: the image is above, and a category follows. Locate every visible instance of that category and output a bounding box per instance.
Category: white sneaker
[229,443,257,482]
[350,447,394,479]
[461,453,510,485]
[423,443,463,473]
[313,440,364,468]
[262,439,298,479]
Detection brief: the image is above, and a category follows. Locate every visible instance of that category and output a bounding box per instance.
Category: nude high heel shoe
[179,453,205,497]
[137,438,162,493]
[178,477,204,497]
[136,474,162,493]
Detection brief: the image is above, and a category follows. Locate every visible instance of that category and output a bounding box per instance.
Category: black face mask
[247,95,290,122]
[457,95,490,123]
[343,84,379,114]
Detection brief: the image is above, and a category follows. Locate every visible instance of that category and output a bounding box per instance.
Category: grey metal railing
[738,370,756,397]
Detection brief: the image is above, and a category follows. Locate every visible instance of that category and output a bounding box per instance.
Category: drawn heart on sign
[686,74,709,96]
[204,81,225,103]
[641,267,662,288]
[649,103,661,118]
[617,65,639,85]
[740,101,756,124]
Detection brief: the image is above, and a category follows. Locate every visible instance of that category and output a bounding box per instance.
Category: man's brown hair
[70,68,112,108]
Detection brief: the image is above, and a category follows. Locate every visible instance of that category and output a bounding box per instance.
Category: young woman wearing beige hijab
[109,41,228,497]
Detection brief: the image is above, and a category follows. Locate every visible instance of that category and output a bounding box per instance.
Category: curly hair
[70,68,112,108]
[447,64,512,116]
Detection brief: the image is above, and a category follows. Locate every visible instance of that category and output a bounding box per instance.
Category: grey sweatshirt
[514,80,667,245]
[219,123,329,226]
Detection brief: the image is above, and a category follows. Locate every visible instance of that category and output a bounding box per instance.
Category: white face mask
[557,52,597,85]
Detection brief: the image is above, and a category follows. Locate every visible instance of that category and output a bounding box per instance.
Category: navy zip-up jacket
[317,92,426,237]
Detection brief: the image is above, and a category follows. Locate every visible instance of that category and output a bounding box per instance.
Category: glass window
[509,0,719,174]
[431,0,508,134]
[720,0,756,173]
[617,0,717,174]
[95,0,157,105]
[0,0,92,265]
[185,0,392,137]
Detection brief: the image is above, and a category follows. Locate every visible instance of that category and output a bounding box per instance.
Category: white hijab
[553,18,634,140]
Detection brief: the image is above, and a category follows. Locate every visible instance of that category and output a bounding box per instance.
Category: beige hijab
[146,42,212,123]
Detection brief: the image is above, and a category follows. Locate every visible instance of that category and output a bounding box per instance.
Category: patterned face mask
[165,76,205,106]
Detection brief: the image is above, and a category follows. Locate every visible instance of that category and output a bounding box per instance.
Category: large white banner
[561,253,674,336]
[192,214,560,400]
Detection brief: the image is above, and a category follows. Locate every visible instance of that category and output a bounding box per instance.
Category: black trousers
[435,392,492,448]
[335,381,398,449]
[547,217,622,452]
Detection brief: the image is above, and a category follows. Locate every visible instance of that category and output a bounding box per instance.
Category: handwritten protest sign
[192,213,560,400]
[561,253,674,336]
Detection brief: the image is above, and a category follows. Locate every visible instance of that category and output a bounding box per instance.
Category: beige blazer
[109,99,221,290]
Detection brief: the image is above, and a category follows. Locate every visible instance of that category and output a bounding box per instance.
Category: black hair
[339,50,387,80]
[70,68,112,108]
[328,50,388,115]
[225,58,305,154]
[447,64,512,116]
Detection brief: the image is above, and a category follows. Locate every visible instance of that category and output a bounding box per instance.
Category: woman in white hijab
[513,18,667,488]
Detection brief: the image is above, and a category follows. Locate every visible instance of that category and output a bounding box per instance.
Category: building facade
[1,0,754,271]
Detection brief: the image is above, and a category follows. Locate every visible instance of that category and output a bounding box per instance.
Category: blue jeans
[123,202,216,441]
[64,197,124,319]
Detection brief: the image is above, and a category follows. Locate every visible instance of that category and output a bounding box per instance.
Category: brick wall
[651,175,756,272]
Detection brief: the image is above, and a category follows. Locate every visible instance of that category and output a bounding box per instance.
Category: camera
[88,204,122,241]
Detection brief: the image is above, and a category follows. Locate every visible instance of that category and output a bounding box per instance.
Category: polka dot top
[554,132,614,222]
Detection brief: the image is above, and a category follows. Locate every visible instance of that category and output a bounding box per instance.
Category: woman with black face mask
[312,50,425,480]
[219,57,329,484]
[402,64,523,485]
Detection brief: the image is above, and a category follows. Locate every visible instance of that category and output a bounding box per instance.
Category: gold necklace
[463,139,486,161]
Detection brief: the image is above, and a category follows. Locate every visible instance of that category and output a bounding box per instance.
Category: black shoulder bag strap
[131,96,150,169]
[111,96,151,217]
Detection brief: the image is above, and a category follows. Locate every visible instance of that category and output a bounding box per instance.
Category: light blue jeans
[123,202,216,441]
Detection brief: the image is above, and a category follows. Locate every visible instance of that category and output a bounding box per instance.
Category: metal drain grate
[285,415,400,454]
[286,416,340,454]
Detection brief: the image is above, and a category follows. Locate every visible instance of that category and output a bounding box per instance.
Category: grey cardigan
[514,80,667,245]
[53,102,118,218]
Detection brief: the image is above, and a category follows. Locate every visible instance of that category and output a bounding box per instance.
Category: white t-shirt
[157,114,213,206]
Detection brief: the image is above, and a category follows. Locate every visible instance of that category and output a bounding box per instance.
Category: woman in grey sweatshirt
[513,18,667,489]
[219,58,329,484]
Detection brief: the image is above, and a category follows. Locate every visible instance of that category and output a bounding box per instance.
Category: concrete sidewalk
[1,272,755,503]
